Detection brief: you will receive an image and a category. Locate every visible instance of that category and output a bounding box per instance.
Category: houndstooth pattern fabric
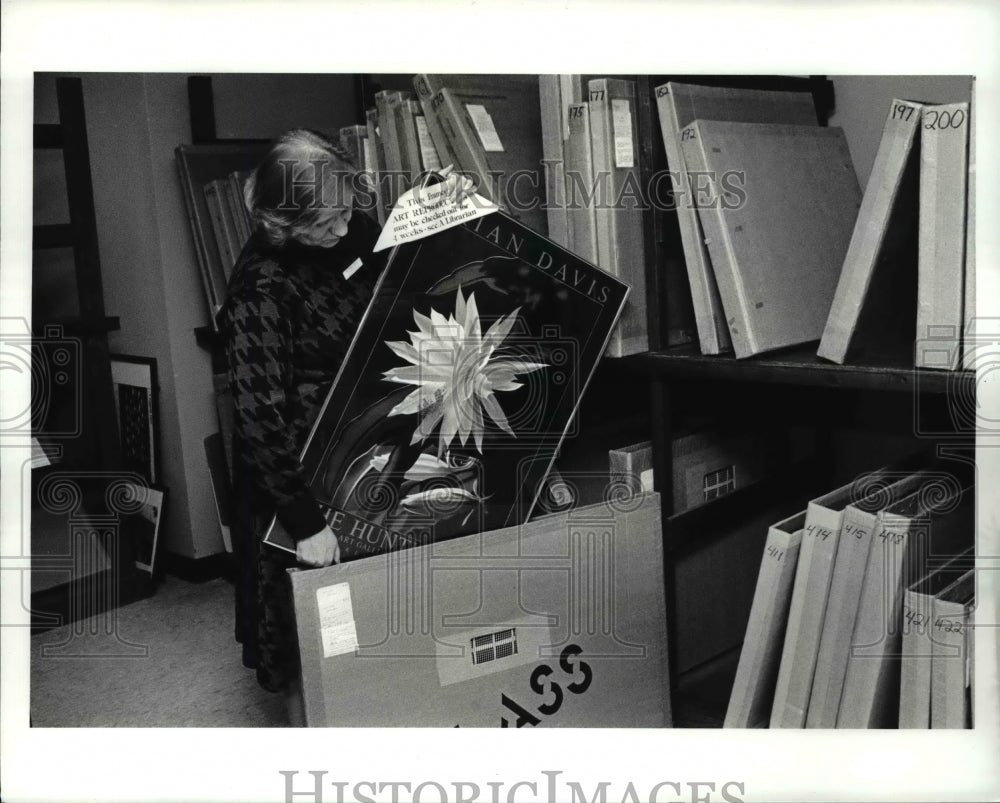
[220,213,382,692]
[221,213,381,540]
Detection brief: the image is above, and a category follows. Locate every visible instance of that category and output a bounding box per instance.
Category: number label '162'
[500,644,593,727]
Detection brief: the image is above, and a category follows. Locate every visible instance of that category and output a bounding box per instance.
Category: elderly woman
[222,127,468,722]
[221,128,381,717]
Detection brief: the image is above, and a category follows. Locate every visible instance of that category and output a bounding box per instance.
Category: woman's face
[293,203,353,248]
[291,168,355,248]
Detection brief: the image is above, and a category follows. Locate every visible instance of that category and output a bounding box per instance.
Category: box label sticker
[559,75,577,140]
[342,257,364,279]
[611,98,634,168]
[415,116,442,171]
[640,468,654,492]
[362,137,377,174]
[316,583,359,659]
[465,103,505,152]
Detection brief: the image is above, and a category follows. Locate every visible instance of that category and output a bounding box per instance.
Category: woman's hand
[295,525,341,568]
[437,164,475,205]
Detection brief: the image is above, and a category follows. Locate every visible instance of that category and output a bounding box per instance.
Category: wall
[829,75,974,187]
[211,74,358,140]
[33,72,358,559]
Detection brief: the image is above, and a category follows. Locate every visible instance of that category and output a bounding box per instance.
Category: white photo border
[2,2,998,802]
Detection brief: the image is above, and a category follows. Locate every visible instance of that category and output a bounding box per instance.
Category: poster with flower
[266,211,629,560]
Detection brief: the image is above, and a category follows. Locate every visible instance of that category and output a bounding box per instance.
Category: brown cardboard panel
[818,99,922,364]
[916,102,969,370]
[588,78,648,356]
[290,493,670,727]
[683,122,861,358]
[656,82,817,354]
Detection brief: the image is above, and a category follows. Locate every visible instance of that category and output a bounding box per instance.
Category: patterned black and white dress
[219,210,383,692]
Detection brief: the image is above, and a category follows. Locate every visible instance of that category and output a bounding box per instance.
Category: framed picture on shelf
[110,354,160,485]
[119,482,167,576]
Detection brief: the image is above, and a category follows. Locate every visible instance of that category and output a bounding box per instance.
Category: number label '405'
[500,644,593,727]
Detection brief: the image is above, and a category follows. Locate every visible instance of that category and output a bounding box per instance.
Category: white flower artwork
[382,287,548,458]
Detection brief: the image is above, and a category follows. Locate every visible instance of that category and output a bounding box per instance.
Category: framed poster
[266,210,629,559]
[110,354,160,485]
[119,482,167,575]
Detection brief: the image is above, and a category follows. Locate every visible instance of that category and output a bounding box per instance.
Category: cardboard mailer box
[289,492,671,727]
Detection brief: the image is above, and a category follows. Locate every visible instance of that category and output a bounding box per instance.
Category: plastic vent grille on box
[471,628,518,665]
[703,465,736,501]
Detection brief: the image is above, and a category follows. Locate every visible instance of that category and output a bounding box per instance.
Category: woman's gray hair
[244,128,358,247]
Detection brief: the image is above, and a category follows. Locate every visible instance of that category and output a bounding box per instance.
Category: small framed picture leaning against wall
[118,482,167,576]
[110,354,160,485]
